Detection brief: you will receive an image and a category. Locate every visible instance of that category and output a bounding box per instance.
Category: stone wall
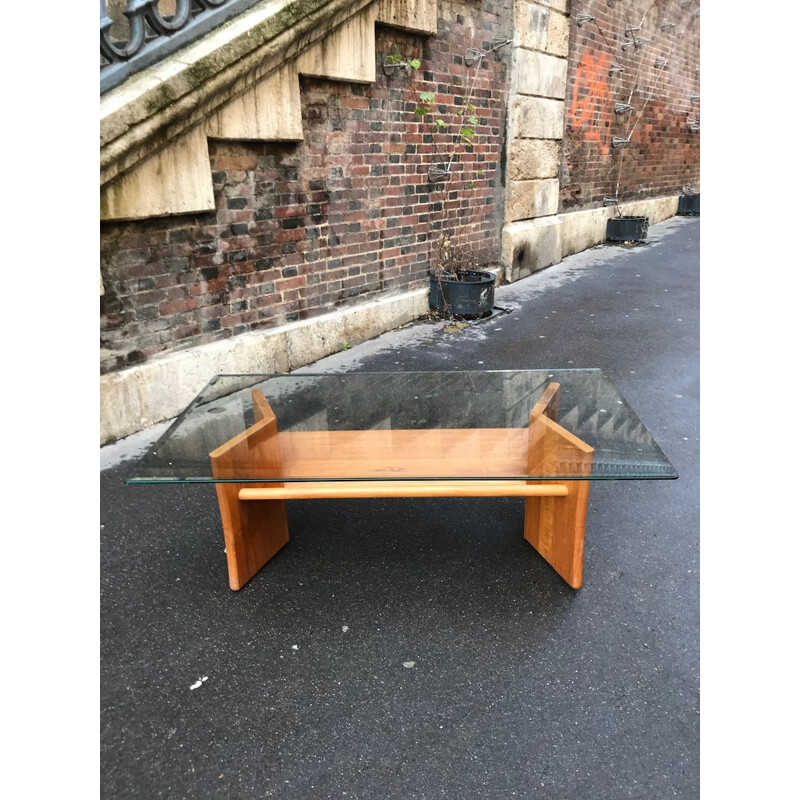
[501,0,571,281]
[100,0,513,374]
[99,0,701,443]
[560,0,700,209]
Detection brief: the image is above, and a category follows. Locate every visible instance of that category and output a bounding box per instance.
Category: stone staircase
[100,0,438,222]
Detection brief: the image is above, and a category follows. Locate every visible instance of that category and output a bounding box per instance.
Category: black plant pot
[429,270,496,318]
[606,216,649,243]
[678,194,700,216]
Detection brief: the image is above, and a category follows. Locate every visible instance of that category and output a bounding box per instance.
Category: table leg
[523,481,591,588]
[526,382,594,588]
[215,484,289,591]
[209,389,289,590]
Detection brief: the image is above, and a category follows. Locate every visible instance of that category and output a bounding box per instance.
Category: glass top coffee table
[128,370,676,590]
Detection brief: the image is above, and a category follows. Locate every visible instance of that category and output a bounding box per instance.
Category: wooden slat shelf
[238,481,570,501]
[274,428,529,479]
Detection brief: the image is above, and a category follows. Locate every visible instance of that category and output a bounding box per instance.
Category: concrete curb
[100,288,428,444]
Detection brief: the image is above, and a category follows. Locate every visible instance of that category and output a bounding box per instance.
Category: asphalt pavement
[101,215,700,799]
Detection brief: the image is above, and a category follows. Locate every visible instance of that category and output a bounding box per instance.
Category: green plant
[386,52,421,71]
[403,53,493,280]
[413,91,479,154]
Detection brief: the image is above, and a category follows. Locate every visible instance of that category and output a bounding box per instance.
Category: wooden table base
[209,383,594,591]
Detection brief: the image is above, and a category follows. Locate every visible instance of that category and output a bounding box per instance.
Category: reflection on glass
[127,370,677,483]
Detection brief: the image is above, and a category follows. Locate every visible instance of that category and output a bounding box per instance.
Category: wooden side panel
[209,390,288,590]
[524,385,594,589]
[530,381,560,421]
[251,388,274,424]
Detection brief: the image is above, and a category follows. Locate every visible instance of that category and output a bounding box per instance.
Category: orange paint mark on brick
[569,51,613,156]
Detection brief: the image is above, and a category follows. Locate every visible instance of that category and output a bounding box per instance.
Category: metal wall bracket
[612,136,632,148]
[576,15,596,27]
[686,118,700,132]
[464,37,508,68]
[654,57,669,68]
[464,47,483,67]
[428,165,452,183]
[622,37,651,50]
[661,20,677,30]
[609,63,625,74]
[383,55,410,77]
[603,195,619,206]
[690,95,700,103]
[614,102,634,114]
[625,23,642,37]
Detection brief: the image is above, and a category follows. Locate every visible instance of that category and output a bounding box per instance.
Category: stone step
[297,9,378,84]
[100,126,214,221]
[206,64,304,142]
[100,0,438,222]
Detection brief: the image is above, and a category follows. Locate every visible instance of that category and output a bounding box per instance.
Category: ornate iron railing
[100,0,265,94]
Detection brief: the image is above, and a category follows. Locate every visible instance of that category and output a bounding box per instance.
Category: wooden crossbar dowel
[238,482,569,501]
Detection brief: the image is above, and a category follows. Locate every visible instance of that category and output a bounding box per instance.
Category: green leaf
[408,58,421,70]
[468,116,479,126]
[387,54,401,64]
[434,118,447,129]
[467,103,476,112]
[460,126,475,139]
[419,91,436,103]
[414,105,429,116]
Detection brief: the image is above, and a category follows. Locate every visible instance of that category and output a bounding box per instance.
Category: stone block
[507,139,560,181]
[285,313,345,370]
[377,0,438,34]
[619,196,679,225]
[100,126,215,221]
[537,0,570,13]
[516,49,567,99]
[501,217,563,283]
[545,9,570,57]
[506,179,560,223]
[205,65,303,142]
[509,96,565,140]
[559,206,614,257]
[297,8,377,84]
[514,2,549,51]
[515,1,570,53]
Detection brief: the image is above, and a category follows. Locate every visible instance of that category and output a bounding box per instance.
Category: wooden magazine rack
[209,382,594,591]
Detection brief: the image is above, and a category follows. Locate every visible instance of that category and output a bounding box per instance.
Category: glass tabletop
[126,370,677,484]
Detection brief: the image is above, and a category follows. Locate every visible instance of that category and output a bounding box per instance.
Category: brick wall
[560,0,700,211]
[100,0,512,375]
